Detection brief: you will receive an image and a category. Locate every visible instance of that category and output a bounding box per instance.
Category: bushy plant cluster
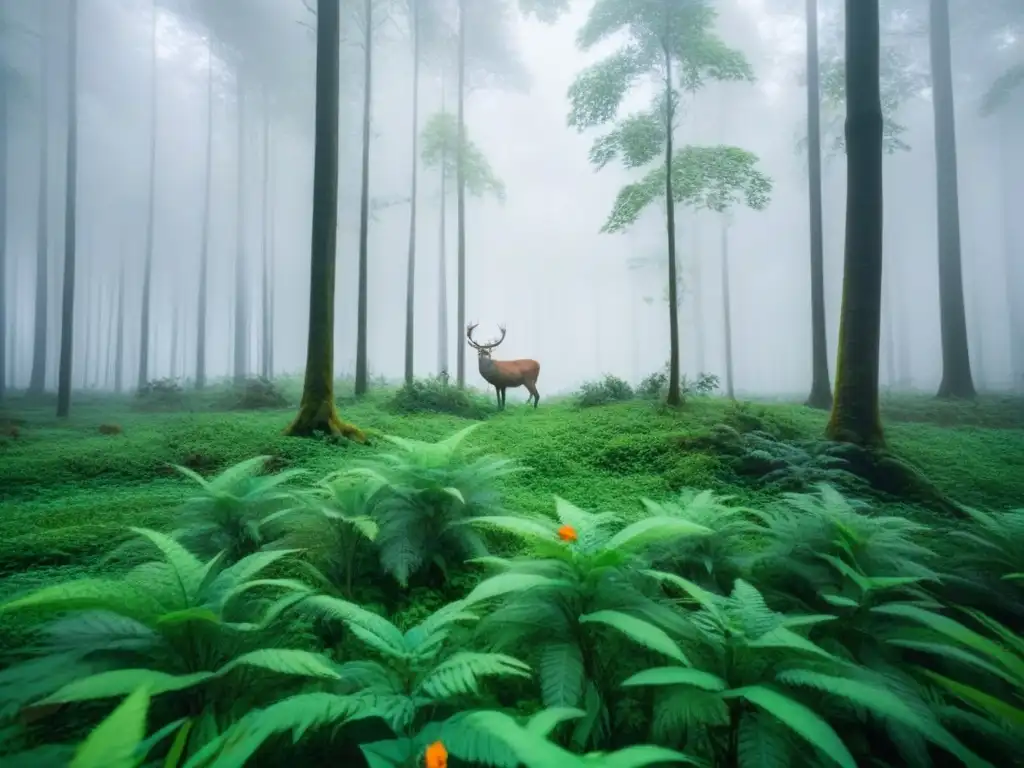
[1,426,1022,768]
[578,370,720,408]
[135,378,185,409]
[388,376,493,420]
[577,375,634,408]
[217,377,290,411]
[635,364,719,402]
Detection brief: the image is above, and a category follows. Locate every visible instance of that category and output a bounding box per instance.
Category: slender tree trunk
[721,216,735,399]
[437,85,448,377]
[691,215,704,374]
[233,69,248,382]
[137,3,158,390]
[805,0,832,409]
[824,0,884,446]
[83,268,94,387]
[268,167,276,378]
[115,250,125,393]
[999,109,1023,391]
[882,264,896,390]
[354,0,373,395]
[8,254,17,390]
[662,42,681,407]
[195,37,213,389]
[0,66,7,400]
[285,0,362,440]
[455,0,467,388]
[56,0,79,418]
[29,7,50,395]
[404,0,421,385]
[929,0,974,399]
[104,280,115,388]
[260,85,272,380]
[170,281,180,379]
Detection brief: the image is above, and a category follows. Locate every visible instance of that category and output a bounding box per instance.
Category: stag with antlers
[466,323,540,409]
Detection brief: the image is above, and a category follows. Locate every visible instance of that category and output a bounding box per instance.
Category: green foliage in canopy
[565,0,772,234]
[420,110,506,201]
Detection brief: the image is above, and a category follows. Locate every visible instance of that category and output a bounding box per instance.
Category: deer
[466,323,540,409]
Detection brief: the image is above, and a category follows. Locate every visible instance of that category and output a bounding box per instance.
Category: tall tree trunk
[721,216,735,399]
[0,63,7,400]
[29,6,50,395]
[83,268,94,387]
[104,280,115,388]
[662,41,681,407]
[268,167,276,378]
[285,0,362,441]
[929,0,974,399]
[354,0,373,395]
[881,265,896,390]
[170,281,180,379]
[56,0,79,418]
[404,0,421,386]
[260,85,272,380]
[137,3,158,390]
[115,250,125,391]
[8,253,17,390]
[196,37,213,389]
[455,0,467,388]
[437,85,448,377]
[999,109,1023,391]
[233,69,248,382]
[691,215,704,374]
[805,0,832,409]
[824,0,884,446]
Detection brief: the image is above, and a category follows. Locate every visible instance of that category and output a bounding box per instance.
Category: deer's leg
[494,386,502,409]
[499,387,507,409]
[525,381,539,408]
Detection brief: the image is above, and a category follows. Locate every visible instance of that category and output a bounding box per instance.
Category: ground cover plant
[1,383,1024,766]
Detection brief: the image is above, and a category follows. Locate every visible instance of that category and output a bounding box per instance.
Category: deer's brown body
[467,324,540,409]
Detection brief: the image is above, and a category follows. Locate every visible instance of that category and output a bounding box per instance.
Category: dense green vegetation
[1,378,1023,767]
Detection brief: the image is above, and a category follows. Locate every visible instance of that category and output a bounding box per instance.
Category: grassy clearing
[2,384,1023,580]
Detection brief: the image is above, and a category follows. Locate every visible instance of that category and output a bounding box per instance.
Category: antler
[466,322,506,350]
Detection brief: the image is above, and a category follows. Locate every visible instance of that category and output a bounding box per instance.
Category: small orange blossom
[558,524,578,542]
[425,740,448,768]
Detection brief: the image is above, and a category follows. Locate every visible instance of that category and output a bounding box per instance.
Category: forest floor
[1,383,1023,643]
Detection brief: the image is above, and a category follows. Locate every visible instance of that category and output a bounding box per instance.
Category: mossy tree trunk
[137,3,158,391]
[56,0,79,418]
[0,65,7,401]
[825,0,885,447]
[662,37,681,408]
[354,0,373,396]
[195,37,213,389]
[285,0,363,442]
[805,0,832,410]
[929,0,975,399]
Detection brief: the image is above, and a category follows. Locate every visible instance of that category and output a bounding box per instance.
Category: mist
[1,0,1021,402]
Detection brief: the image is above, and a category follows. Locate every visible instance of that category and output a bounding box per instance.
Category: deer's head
[466,323,506,359]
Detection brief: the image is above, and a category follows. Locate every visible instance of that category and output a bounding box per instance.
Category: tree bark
[805,0,832,409]
[437,84,448,377]
[260,85,272,380]
[56,0,79,418]
[929,0,974,399]
[455,0,468,388]
[999,108,1023,391]
[285,0,363,441]
[404,0,421,385]
[137,2,158,390]
[721,216,734,399]
[233,68,249,382]
[29,3,50,395]
[195,37,213,389]
[115,250,124,393]
[662,40,681,407]
[824,0,885,447]
[354,0,373,395]
[0,70,7,400]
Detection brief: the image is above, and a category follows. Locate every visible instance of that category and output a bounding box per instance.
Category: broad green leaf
[727,685,856,768]
[0,579,165,623]
[525,707,586,737]
[579,610,688,665]
[605,516,712,553]
[621,666,726,692]
[595,744,706,767]
[924,670,1024,729]
[747,626,839,662]
[71,687,149,768]
[465,516,559,542]
[217,649,341,681]
[462,573,563,608]
[41,669,215,705]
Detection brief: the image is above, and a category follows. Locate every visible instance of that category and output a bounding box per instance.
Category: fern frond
[417,652,532,700]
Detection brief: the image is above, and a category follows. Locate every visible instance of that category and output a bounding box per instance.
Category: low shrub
[218,376,290,410]
[577,374,634,407]
[387,374,492,419]
[135,377,184,409]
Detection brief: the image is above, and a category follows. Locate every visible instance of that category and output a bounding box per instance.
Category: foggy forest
[0,0,1023,766]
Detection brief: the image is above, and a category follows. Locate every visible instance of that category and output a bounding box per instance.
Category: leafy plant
[0,529,333,761]
[349,424,520,587]
[188,598,530,767]
[731,431,868,493]
[465,496,713,749]
[135,378,185,409]
[170,456,306,563]
[420,111,506,201]
[219,377,289,411]
[576,375,634,408]
[388,375,492,420]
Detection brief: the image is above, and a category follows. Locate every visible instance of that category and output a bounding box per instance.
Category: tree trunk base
[935,380,976,400]
[805,385,833,410]
[284,399,366,442]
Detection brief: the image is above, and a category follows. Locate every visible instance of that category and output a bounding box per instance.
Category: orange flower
[424,741,448,768]
[558,524,578,542]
